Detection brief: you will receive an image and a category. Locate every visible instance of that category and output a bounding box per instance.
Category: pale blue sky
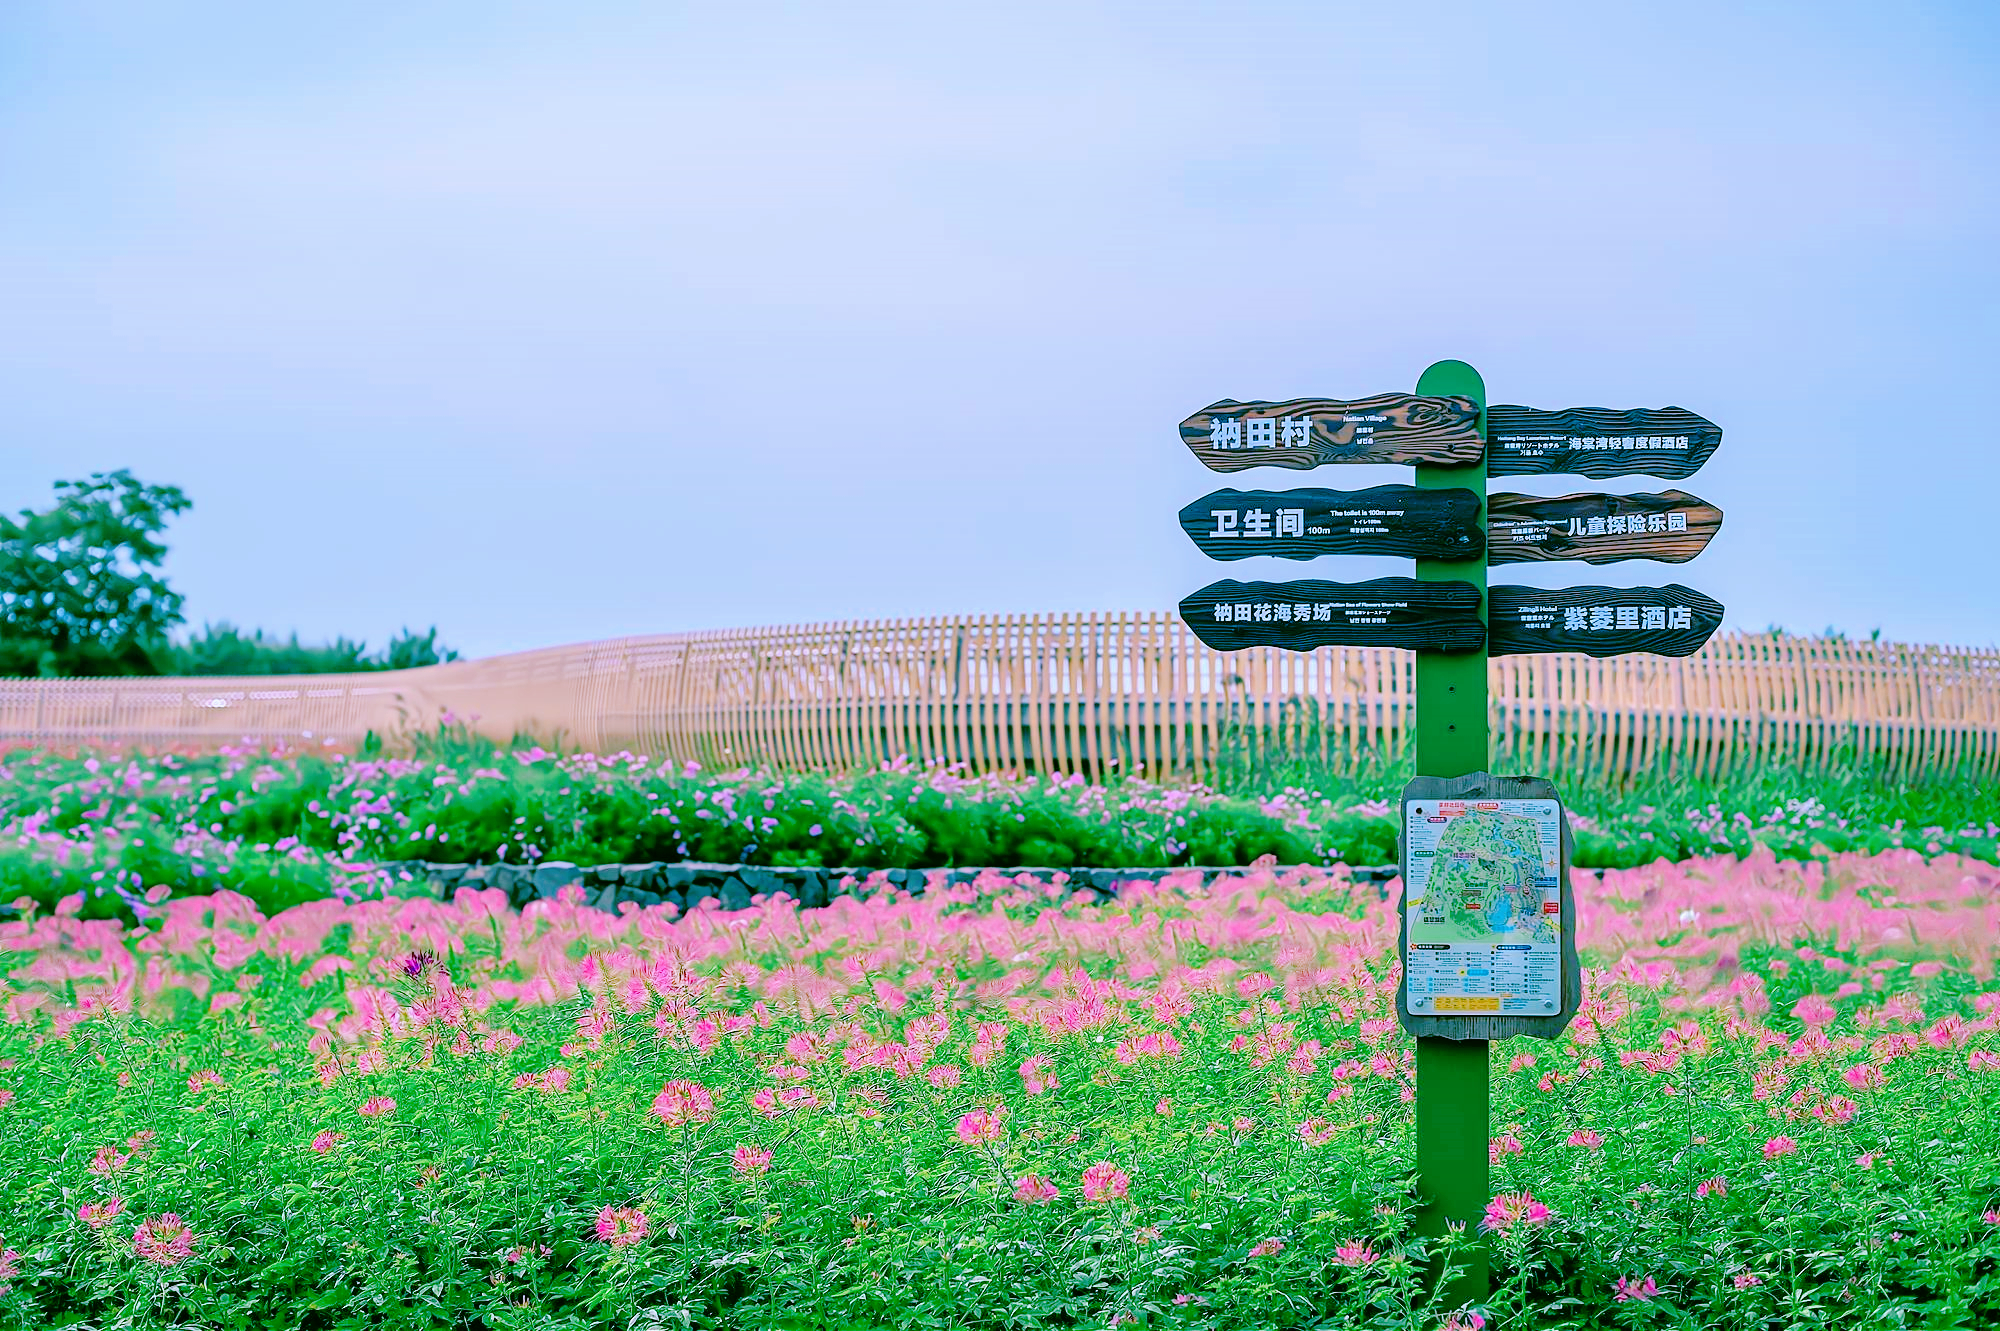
[4,1,1996,657]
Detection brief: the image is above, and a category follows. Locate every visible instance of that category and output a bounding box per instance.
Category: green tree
[151,622,459,675]
[383,624,459,669]
[0,470,191,676]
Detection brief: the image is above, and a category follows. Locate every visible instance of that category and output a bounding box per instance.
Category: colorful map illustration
[1404,798,1563,1015]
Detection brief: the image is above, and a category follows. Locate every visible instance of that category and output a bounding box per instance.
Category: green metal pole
[1412,358,1490,1304]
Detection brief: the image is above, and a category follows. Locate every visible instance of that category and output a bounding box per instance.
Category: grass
[1,854,1997,1327]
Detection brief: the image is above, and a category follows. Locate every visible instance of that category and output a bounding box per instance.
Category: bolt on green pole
[1412,358,1490,1305]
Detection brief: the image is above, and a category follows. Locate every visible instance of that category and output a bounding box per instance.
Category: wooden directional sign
[1487,489,1722,565]
[1181,394,1482,472]
[1180,577,1485,653]
[1488,583,1723,657]
[1486,406,1721,479]
[1181,485,1483,561]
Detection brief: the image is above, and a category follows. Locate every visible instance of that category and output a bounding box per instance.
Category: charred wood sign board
[1181,485,1483,561]
[1486,406,1721,479]
[1487,583,1723,657]
[1181,577,1484,652]
[1181,394,1482,472]
[1487,489,1722,565]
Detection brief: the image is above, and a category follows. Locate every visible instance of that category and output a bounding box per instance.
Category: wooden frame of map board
[1396,772,1581,1041]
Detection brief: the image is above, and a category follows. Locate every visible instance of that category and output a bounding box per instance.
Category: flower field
[3,847,1998,1327]
[3,739,1997,923]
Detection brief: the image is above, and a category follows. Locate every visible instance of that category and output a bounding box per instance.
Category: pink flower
[539,1066,573,1093]
[651,1080,715,1128]
[956,1108,1006,1144]
[1020,1056,1059,1096]
[594,1205,648,1247]
[1613,1275,1658,1302]
[1333,1240,1378,1267]
[1763,1135,1798,1159]
[186,1070,223,1094]
[0,1090,14,1109]
[88,1146,128,1176]
[1815,1096,1858,1125]
[1247,1236,1285,1258]
[1481,1191,1551,1234]
[1439,1317,1487,1331]
[1790,995,1837,1028]
[1843,1063,1885,1090]
[1231,1116,1256,1134]
[1488,1133,1524,1164]
[1982,1209,2000,1226]
[1856,1153,1884,1169]
[357,1096,397,1118]
[126,1131,155,1155]
[1081,1162,1130,1203]
[1565,1129,1604,1151]
[1155,1097,1173,1117]
[132,1212,195,1266]
[309,1131,345,1153]
[1733,1272,1763,1289]
[1696,1175,1728,1199]
[1969,1050,2000,1072]
[1013,1174,1059,1205]
[732,1144,774,1177]
[1297,1118,1337,1147]
[77,1198,125,1229]
[926,1064,963,1089]
[0,1245,17,1290]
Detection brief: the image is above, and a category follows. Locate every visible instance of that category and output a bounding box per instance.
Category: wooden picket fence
[1,615,1995,779]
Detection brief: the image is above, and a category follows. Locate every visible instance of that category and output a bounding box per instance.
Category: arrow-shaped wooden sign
[1487,490,1722,565]
[1180,485,1483,561]
[1486,406,1721,479]
[1487,583,1723,657]
[1180,577,1485,653]
[1181,394,1482,472]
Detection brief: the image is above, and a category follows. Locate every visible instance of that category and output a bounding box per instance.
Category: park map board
[1403,795,1564,1017]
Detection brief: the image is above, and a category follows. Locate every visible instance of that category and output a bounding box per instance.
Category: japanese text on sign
[1496,434,1693,453]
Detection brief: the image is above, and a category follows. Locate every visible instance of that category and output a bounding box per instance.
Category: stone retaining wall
[359,859,1401,912]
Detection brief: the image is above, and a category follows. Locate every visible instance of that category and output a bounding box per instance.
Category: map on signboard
[1403,797,1563,1016]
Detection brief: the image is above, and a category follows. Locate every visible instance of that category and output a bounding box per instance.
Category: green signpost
[1410,359,1492,1303]
[1175,359,1725,1316]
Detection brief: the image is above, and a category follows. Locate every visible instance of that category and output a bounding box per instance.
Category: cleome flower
[1482,1191,1551,1234]
[77,1198,125,1229]
[1080,1162,1129,1203]
[594,1205,649,1247]
[132,1213,196,1266]
[955,1108,1006,1144]
[651,1080,715,1128]
[1332,1240,1378,1267]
